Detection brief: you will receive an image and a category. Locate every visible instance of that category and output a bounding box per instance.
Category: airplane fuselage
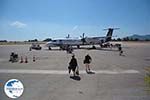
[46,37,106,48]
[45,28,117,49]
[46,39,82,47]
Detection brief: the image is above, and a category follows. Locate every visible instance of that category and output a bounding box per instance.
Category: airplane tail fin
[106,28,114,42]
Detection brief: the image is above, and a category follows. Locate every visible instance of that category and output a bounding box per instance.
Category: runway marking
[0,69,140,75]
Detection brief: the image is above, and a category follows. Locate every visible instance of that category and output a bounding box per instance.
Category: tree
[122,37,130,41]
[34,39,38,42]
[111,38,116,41]
[117,38,122,41]
[0,40,7,42]
[43,38,52,42]
[28,39,38,42]
[134,38,139,41]
[145,39,150,41]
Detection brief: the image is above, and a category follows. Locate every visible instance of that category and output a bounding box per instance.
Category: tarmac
[0,42,150,100]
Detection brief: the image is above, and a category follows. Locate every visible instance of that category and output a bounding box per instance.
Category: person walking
[118,45,123,56]
[84,54,92,73]
[68,55,78,76]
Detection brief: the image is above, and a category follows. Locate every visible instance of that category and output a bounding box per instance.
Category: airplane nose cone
[45,41,53,47]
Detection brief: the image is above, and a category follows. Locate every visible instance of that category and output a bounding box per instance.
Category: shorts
[68,66,76,71]
[84,60,90,64]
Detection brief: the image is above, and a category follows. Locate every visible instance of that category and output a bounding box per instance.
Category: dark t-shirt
[119,46,122,51]
[84,55,92,64]
[69,58,77,67]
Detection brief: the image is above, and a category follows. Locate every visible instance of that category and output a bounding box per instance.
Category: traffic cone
[20,56,23,63]
[25,56,28,63]
[33,56,36,62]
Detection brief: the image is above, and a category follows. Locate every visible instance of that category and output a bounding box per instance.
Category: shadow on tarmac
[87,71,95,74]
[70,76,81,81]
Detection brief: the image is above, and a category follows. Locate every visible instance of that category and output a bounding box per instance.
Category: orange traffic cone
[25,56,28,63]
[20,56,23,63]
[33,56,36,62]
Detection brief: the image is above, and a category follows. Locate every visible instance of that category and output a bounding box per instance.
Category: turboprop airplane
[45,28,119,50]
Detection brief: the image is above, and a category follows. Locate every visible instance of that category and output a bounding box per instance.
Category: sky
[0,0,150,41]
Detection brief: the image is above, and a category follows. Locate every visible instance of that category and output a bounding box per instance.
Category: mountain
[128,34,150,40]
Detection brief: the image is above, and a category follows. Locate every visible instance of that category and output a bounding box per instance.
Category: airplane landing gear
[49,47,51,50]
[77,45,80,49]
[92,45,96,49]
[66,45,73,53]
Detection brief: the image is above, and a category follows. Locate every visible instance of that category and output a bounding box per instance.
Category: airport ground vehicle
[30,43,42,50]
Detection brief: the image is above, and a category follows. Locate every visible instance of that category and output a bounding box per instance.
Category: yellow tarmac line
[0,69,140,75]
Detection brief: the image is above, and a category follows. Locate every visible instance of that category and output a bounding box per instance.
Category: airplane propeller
[66,34,70,39]
[80,33,87,44]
